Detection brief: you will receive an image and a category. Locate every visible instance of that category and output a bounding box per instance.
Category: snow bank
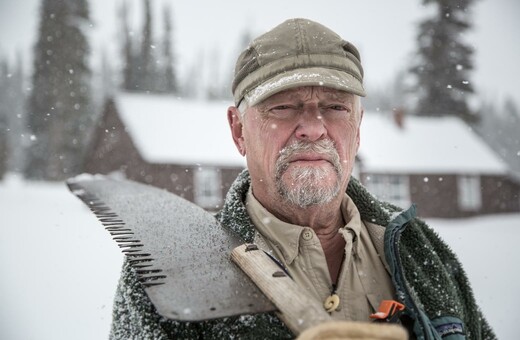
[0,175,124,340]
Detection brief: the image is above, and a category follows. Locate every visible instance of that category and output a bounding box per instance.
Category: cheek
[243,129,280,173]
[246,119,288,157]
[335,125,360,165]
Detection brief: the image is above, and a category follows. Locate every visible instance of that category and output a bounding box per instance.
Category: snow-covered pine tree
[474,98,520,176]
[0,59,8,178]
[160,3,177,94]
[120,0,137,91]
[119,0,178,94]
[411,0,477,122]
[25,0,93,180]
[135,0,155,92]
[0,54,26,173]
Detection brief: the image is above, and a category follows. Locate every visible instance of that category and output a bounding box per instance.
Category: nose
[295,105,327,141]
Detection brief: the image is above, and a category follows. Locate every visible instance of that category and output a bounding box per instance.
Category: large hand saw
[67,175,331,335]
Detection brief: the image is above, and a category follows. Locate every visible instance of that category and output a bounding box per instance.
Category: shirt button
[302,229,313,241]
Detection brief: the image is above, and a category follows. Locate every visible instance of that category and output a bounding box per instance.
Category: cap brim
[243,67,366,107]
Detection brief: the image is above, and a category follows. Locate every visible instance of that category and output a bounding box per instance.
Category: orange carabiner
[370,300,405,323]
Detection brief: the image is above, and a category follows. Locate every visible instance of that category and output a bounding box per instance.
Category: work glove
[297,320,408,340]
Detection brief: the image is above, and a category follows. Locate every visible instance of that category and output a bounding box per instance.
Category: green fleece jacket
[109,170,496,340]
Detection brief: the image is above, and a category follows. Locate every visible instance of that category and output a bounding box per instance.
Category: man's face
[229,86,363,209]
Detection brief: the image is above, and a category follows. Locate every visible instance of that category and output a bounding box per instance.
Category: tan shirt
[246,190,395,321]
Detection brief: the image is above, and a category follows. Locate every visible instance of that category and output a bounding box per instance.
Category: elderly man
[110,19,496,339]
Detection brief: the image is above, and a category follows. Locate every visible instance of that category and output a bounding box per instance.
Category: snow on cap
[232,18,366,107]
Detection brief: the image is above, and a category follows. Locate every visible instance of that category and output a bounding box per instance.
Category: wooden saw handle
[230,243,332,335]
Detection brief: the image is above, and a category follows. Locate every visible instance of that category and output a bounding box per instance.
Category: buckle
[369,300,405,323]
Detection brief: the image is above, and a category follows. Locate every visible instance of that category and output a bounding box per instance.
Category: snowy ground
[0,174,518,339]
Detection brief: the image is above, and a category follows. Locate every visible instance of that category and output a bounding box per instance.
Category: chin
[277,167,341,207]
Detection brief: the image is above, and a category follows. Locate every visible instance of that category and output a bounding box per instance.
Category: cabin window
[363,174,411,208]
[457,175,482,211]
[194,167,221,209]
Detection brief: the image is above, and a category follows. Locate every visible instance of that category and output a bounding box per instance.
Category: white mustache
[276,139,342,176]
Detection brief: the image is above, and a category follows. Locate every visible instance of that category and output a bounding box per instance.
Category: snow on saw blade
[66,175,276,321]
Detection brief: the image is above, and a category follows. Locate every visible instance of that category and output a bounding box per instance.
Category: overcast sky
[1,0,519,106]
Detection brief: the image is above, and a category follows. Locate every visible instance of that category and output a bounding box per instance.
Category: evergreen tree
[0,54,26,173]
[136,0,155,92]
[119,0,178,94]
[206,47,222,100]
[411,0,477,122]
[0,59,8,178]
[120,0,137,91]
[160,3,177,93]
[474,97,520,175]
[100,48,116,100]
[25,0,93,180]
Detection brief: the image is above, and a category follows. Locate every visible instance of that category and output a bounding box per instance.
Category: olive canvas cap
[232,18,366,107]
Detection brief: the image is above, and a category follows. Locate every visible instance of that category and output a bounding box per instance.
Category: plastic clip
[369,300,405,323]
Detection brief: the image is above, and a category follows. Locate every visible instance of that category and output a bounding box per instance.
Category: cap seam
[295,19,307,55]
[232,46,261,93]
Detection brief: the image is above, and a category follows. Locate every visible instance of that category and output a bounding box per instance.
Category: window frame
[363,173,411,208]
[457,175,482,211]
[193,167,222,209]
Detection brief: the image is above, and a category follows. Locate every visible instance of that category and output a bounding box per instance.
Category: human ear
[227,106,246,156]
[356,108,364,152]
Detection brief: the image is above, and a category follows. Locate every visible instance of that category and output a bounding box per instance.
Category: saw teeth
[136,269,163,274]
[109,228,131,231]
[138,274,167,286]
[110,231,134,236]
[116,239,141,243]
[125,253,152,258]
[119,244,142,250]
[118,242,143,247]
[97,213,118,218]
[105,226,126,231]
[142,281,165,287]
[100,217,124,223]
[132,264,153,268]
[69,182,168,288]
[102,222,125,226]
[122,248,143,253]
[129,258,153,265]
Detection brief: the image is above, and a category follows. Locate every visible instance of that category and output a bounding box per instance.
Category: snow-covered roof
[115,93,246,167]
[359,113,508,174]
[114,93,507,174]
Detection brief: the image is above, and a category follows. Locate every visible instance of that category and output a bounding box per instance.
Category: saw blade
[67,176,275,321]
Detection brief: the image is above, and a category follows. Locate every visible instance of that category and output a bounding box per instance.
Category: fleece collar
[216,170,404,242]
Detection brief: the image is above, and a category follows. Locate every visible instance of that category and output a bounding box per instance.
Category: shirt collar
[246,189,302,264]
[340,193,362,255]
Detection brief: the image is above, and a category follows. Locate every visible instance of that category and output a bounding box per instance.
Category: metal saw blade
[67,176,275,321]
